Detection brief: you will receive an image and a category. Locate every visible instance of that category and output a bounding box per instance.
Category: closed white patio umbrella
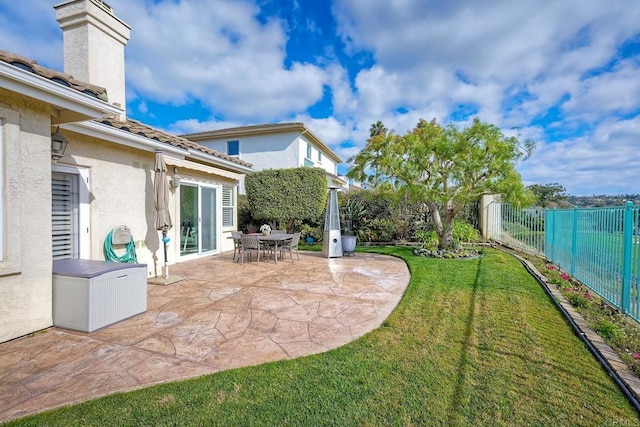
[154,150,172,278]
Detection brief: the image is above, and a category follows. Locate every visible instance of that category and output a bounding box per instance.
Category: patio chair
[280,232,301,262]
[231,231,243,261]
[266,229,287,253]
[240,233,263,264]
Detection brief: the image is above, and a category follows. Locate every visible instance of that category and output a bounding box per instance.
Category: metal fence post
[571,206,578,276]
[545,208,554,261]
[622,201,633,313]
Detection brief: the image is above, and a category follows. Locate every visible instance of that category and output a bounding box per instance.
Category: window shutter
[52,172,79,260]
[222,186,235,227]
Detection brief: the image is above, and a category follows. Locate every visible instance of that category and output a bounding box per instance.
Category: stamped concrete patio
[0,251,410,422]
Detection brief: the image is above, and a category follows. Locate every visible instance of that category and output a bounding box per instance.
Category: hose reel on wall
[103,225,138,263]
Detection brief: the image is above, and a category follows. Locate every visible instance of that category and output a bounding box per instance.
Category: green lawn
[6,247,639,426]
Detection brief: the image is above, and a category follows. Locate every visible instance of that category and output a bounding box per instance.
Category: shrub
[452,220,480,244]
[593,320,624,345]
[565,291,592,309]
[246,167,327,229]
[300,223,323,242]
[238,195,253,232]
[368,218,396,242]
[414,226,439,249]
[340,196,368,239]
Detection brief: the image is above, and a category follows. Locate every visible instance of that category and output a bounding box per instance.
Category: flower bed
[528,257,640,378]
[413,247,483,259]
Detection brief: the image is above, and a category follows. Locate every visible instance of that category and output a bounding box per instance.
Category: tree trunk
[427,202,455,250]
[438,220,455,249]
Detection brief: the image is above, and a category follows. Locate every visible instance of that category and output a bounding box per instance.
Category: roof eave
[300,127,343,163]
[187,149,254,174]
[63,121,191,156]
[182,123,304,141]
[62,121,254,174]
[0,61,121,122]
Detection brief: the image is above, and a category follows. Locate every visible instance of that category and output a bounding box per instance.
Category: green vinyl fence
[489,201,640,322]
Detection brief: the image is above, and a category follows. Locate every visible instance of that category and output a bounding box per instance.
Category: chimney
[55,0,131,120]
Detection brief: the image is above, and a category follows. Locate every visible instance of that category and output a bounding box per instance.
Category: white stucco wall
[480,193,501,240]
[62,133,238,278]
[198,131,339,193]
[202,131,300,171]
[296,134,338,175]
[0,90,56,343]
[0,109,240,344]
[56,0,130,117]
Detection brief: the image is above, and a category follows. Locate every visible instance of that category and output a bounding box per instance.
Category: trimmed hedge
[245,167,327,228]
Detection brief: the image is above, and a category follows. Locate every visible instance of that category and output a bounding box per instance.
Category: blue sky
[1,0,640,196]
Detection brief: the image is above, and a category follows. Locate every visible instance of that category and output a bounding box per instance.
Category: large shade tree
[348,118,535,249]
[527,182,570,208]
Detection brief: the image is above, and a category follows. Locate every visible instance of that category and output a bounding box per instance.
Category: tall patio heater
[322,187,343,258]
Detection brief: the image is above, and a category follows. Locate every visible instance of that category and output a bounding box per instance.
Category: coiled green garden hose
[103,229,138,263]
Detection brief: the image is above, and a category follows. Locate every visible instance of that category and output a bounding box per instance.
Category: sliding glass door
[179,183,218,256]
[200,186,217,252]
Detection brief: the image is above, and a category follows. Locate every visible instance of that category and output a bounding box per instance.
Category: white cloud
[520,116,640,195]
[0,1,62,68]
[108,0,328,121]
[564,59,640,116]
[167,119,244,135]
[330,0,640,194]
[3,0,640,195]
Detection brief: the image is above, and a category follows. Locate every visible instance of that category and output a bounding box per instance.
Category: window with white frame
[51,164,90,260]
[317,151,322,163]
[306,141,312,159]
[227,140,239,156]
[222,186,236,228]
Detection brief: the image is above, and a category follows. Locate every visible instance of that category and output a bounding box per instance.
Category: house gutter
[63,121,254,174]
[187,149,254,174]
[300,127,343,164]
[0,61,122,121]
[62,120,188,156]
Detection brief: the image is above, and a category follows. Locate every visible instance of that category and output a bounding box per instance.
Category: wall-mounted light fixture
[51,126,69,163]
[170,167,181,191]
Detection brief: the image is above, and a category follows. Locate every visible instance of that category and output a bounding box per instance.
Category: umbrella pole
[162,226,169,279]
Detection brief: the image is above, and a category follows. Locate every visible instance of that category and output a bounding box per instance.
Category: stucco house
[181,123,347,193]
[0,0,252,343]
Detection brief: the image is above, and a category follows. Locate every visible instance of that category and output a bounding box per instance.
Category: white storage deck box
[52,259,148,332]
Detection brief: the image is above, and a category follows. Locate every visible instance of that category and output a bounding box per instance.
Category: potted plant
[340,213,357,256]
[340,198,367,256]
[260,224,271,235]
[300,223,321,244]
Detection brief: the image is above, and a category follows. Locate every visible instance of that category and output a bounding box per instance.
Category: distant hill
[567,194,640,207]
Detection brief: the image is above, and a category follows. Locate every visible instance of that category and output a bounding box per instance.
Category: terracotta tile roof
[0,49,251,170]
[0,50,108,102]
[98,118,253,168]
